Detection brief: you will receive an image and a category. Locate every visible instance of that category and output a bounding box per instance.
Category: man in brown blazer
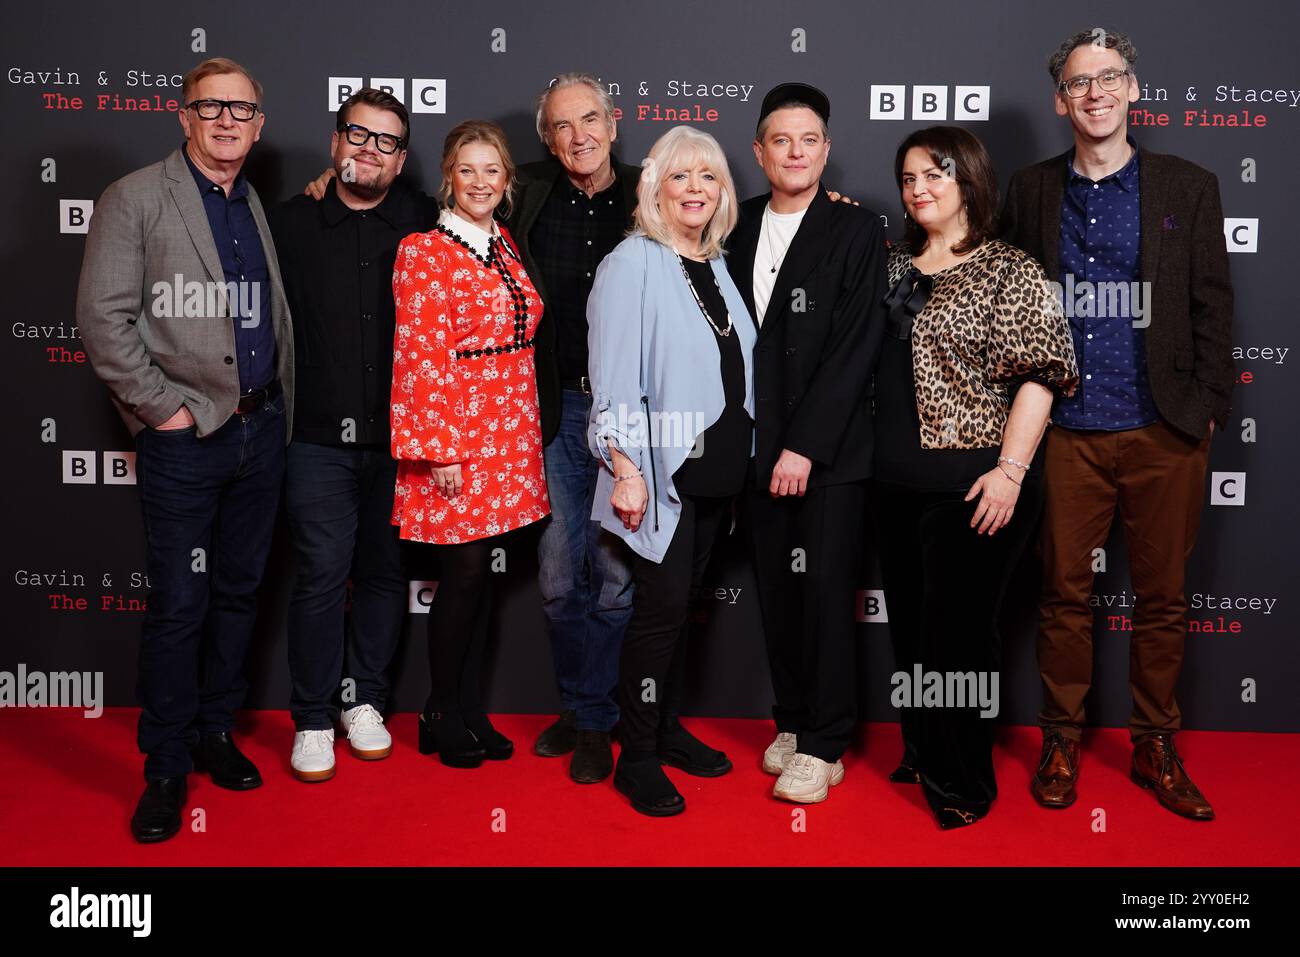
[78,58,294,843]
[1002,28,1234,820]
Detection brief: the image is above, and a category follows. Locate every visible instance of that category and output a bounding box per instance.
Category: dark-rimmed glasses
[338,123,405,154]
[186,99,260,121]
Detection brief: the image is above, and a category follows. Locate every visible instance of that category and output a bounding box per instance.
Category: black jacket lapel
[761,185,834,341]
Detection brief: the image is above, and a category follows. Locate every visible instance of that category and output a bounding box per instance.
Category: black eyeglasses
[338,123,405,155]
[1059,69,1131,99]
[186,99,260,121]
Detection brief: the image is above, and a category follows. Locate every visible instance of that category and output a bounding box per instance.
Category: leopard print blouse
[886,240,1079,449]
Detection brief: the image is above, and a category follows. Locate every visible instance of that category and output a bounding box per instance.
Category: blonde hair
[438,120,517,219]
[182,57,263,105]
[633,126,738,260]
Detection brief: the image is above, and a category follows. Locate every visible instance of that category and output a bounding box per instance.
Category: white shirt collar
[439,207,500,260]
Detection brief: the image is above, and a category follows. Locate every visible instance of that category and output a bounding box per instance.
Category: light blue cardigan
[586,234,756,563]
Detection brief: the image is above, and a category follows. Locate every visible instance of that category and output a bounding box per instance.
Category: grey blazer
[77,147,294,439]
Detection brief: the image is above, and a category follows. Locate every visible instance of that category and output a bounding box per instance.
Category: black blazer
[1000,147,1235,439]
[727,187,888,488]
[507,157,641,446]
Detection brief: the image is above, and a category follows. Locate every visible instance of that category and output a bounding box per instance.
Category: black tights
[424,539,493,719]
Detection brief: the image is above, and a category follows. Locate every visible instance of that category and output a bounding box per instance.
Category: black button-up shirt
[269,178,438,447]
[182,144,276,393]
[528,169,628,380]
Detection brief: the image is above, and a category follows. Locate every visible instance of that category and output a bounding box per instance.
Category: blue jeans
[133,395,286,780]
[285,442,406,731]
[537,389,635,732]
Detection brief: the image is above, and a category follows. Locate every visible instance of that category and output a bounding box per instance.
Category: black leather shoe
[570,729,614,783]
[192,732,262,790]
[657,720,732,777]
[464,712,514,761]
[534,710,577,757]
[417,712,485,768]
[131,776,187,843]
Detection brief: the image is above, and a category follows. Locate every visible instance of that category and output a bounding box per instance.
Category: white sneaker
[762,732,798,775]
[291,729,336,782]
[773,753,845,804]
[340,704,392,760]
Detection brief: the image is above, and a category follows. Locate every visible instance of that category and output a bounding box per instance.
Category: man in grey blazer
[77,57,294,843]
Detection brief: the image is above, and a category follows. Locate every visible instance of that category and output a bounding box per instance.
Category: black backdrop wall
[4,0,1297,733]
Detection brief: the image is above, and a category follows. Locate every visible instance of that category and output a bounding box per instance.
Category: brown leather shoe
[1030,728,1080,808]
[1130,734,1215,821]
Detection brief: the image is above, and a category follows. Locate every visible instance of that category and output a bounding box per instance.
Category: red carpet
[1,709,1295,867]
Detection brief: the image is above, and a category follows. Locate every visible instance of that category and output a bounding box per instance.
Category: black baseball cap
[756,82,831,135]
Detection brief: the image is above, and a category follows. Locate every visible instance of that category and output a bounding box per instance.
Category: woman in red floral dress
[390,120,548,767]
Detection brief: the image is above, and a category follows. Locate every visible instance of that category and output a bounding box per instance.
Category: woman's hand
[611,473,648,532]
[965,467,1021,535]
[432,463,463,498]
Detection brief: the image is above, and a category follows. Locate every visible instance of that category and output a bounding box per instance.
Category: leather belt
[561,376,592,395]
[236,379,281,415]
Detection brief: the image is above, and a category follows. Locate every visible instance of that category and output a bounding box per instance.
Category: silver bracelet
[998,455,1030,471]
[614,472,643,484]
[997,465,1023,487]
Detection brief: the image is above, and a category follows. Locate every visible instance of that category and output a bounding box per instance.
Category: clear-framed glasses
[339,123,405,155]
[1059,69,1130,99]
[186,98,260,121]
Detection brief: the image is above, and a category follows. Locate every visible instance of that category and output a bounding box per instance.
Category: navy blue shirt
[183,144,276,393]
[1053,139,1157,431]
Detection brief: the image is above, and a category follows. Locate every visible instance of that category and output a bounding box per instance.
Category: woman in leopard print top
[873,126,1077,831]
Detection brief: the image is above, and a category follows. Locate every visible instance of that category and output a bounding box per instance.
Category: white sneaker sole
[292,764,336,783]
[773,763,845,804]
[349,741,392,760]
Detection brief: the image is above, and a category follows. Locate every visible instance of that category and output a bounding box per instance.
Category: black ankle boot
[418,711,486,768]
[464,712,514,760]
[657,719,732,777]
[614,751,685,817]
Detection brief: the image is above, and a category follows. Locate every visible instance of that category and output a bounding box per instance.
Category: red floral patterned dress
[390,217,549,544]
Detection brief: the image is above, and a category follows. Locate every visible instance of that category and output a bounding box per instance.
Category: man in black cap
[728,83,888,803]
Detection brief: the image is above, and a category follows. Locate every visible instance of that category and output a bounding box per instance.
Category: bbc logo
[1209,471,1246,506]
[63,451,136,485]
[60,200,93,234]
[407,580,440,613]
[1224,218,1259,254]
[856,588,889,623]
[328,77,446,114]
[869,85,990,121]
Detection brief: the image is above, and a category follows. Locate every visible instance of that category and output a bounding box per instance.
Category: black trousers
[617,495,729,754]
[424,539,496,718]
[746,480,867,763]
[872,476,1043,817]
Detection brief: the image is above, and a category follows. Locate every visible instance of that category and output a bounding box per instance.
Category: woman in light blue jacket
[587,125,756,816]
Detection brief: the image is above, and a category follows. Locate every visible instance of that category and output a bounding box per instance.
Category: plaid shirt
[527,169,628,381]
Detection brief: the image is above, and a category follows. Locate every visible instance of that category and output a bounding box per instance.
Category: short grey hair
[1047,28,1138,86]
[535,72,616,144]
